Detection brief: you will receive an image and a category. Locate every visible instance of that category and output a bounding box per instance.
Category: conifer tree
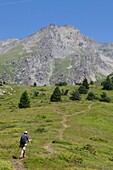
[33,82,37,86]
[18,90,30,108]
[70,90,81,101]
[102,76,113,90]
[99,92,110,103]
[90,80,94,85]
[78,85,88,94]
[50,86,62,102]
[82,78,89,89]
[86,92,97,100]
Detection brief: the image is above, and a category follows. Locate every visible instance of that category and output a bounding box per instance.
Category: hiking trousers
[20,144,27,158]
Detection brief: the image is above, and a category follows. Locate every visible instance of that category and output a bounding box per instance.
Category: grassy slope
[0,84,113,170]
[0,45,26,73]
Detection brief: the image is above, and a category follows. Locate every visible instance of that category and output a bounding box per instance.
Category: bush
[78,85,88,94]
[101,76,113,90]
[18,90,30,108]
[90,80,94,85]
[34,91,39,97]
[83,144,95,153]
[99,92,111,103]
[35,127,47,133]
[86,92,97,100]
[55,82,67,86]
[70,90,81,101]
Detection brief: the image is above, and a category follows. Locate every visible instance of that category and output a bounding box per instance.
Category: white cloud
[0,0,32,6]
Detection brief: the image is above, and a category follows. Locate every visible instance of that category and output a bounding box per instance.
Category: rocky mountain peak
[0,24,113,86]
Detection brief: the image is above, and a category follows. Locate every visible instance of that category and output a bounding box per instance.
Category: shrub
[55,82,67,86]
[35,127,47,133]
[86,92,97,100]
[101,76,113,90]
[18,90,30,108]
[34,91,39,97]
[99,92,111,103]
[70,90,81,101]
[78,85,88,94]
[90,136,108,143]
[83,144,94,152]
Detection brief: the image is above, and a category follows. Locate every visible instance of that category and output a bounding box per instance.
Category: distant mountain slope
[0,24,113,85]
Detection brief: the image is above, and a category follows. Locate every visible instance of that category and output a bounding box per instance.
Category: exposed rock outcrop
[0,24,113,85]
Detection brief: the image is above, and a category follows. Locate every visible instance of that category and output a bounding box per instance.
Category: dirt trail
[59,103,93,140]
[43,103,93,154]
[11,104,93,168]
[59,115,68,140]
[12,159,26,170]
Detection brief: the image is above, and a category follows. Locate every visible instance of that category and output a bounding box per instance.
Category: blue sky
[0,0,113,42]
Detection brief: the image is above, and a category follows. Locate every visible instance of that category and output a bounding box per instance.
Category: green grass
[0,84,113,169]
[0,45,27,73]
[0,160,12,170]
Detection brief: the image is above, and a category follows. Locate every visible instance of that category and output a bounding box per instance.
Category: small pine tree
[50,86,62,102]
[86,92,97,100]
[99,92,111,103]
[70,90,81,101]
[18,90,30,108]
[78,85,88,94]
[101,76,113,90]
[90,80,94,85]
[82,78,89,89]
[33,82,37,87]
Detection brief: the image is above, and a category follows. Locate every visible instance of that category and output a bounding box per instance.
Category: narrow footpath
[12,159,26,170]
[43,103,93,155]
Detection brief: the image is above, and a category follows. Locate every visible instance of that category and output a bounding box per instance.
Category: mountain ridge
[0,24,113,85]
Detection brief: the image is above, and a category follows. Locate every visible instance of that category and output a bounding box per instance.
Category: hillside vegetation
[0,83,113,170]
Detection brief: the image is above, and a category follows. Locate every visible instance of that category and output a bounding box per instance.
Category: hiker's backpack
[20,135,26,146]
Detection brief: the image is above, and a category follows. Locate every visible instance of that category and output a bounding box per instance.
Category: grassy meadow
[0,83,113,170]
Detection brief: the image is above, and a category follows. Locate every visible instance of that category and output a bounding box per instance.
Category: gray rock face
[0,24,113,85]
[0,39,20,53]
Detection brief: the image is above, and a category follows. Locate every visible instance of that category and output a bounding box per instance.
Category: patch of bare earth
[12,159,26,170]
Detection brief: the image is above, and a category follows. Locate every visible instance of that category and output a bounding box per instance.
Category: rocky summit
[0,23,113,86]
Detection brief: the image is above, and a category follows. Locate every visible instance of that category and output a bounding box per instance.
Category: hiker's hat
[24,131,28,134]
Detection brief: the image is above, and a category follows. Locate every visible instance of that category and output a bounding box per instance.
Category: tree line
[18,75,113,108]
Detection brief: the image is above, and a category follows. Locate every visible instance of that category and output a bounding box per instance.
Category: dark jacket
[20,134,29,147]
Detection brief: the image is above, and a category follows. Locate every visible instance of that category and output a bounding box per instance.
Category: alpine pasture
[0,83,113,170]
